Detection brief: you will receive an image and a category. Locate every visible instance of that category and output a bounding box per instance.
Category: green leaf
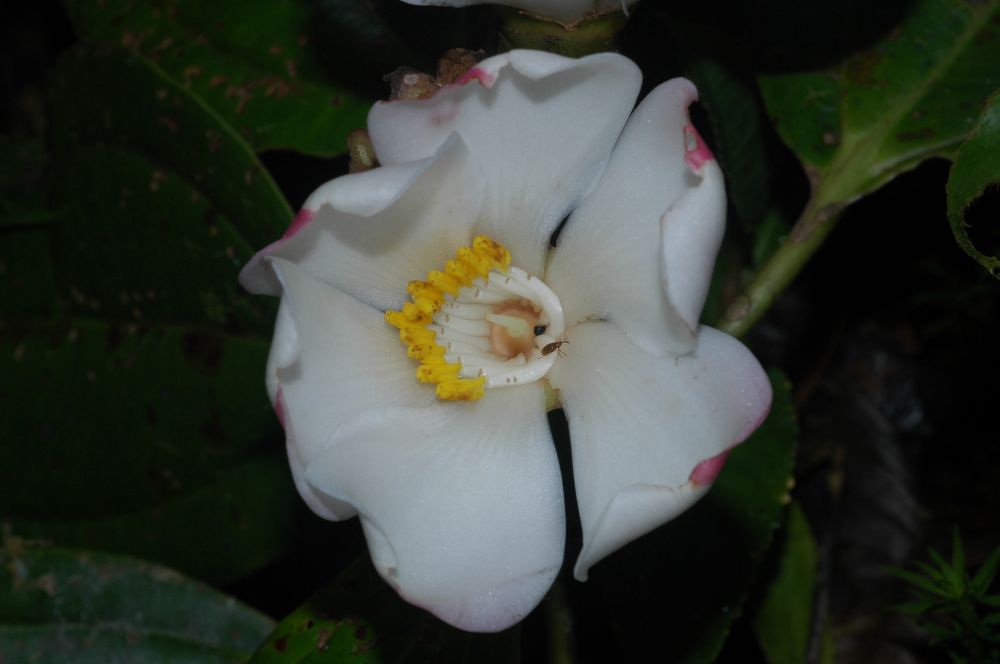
[0,319,310,584]
[759,0,1000,206]
[249,557,520,664]
[970,546,1000,596]
[0,136,53,229]
[49,45,292,253]
[752,502,818,664]
[0,228,58,316]
[946,90,1000,277]
[915,559,949,584]
[0,546,273,663]
[685,55,774,228]
[0,45,304,583]
[590,370,797,662]
[890,566,955,598]
[929,547,964,595]
[65,0,371,157]
[894,600,938,616]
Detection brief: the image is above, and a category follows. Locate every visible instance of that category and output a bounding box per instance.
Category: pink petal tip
[689,449,731,486]
[283,208,315,240]
[456,67,495,88]
[683,124,714,173]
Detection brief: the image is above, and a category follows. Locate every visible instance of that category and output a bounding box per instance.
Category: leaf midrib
[827,0,996,197]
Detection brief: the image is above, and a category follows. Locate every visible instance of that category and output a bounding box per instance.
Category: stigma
[385,236,565,401]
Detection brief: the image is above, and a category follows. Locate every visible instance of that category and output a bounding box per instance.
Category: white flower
[240,50,772,633]
[399,0,638,24]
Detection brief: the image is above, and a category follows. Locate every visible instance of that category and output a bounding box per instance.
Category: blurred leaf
[65,0,370,157]
[590,370,797,662]
[890,566,955,598]
[0,136,53,229]
[0,546,273,663]
[0,318,310,584]
[946,90,1000,277]
[759,0,1000,206]
[0,45,303,584]
[896,600,937,616]
[249,557,520,664]
[752,501,818,664]
[971,546,1000,595]
[685,55,774,228]
[49,45,292,252]
[0,228,58,315]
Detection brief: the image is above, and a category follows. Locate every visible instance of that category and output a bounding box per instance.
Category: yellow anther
[427,270,460,296]
[416,363,461,383]
[391,236,515,402]
[457,246,493,278]
[407,280,442,300]
[407,342,446,361]
[414,297,442,316]
[384,310,410,329]
[399,325,435,345]
[402,302,427,322]
[436,376,486,401]
[445,259,475,285]
[473,236,511,270]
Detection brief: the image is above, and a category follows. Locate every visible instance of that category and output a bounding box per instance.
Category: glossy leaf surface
[759,0,1000,206]
[66,0,370,156]
[946,91,1000,276]
[0,547,274,663]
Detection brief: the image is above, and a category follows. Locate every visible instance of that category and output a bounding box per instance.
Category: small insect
[542,334,569,358]
[533,324,547,336]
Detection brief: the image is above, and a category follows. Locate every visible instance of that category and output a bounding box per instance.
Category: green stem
[717,196,845,338]
[545,580,576,664]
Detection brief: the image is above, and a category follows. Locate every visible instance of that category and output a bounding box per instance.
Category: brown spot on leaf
[182,65,203,83]
[274,635,289,653]
[225,84,252,114]
[316,628,333,650]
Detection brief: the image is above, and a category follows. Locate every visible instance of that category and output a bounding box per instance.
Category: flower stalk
[718,197,845,338]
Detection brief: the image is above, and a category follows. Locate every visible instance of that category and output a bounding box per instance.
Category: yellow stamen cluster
[385,235,512,401]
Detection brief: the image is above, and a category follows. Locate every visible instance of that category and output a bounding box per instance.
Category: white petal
[240,137,484,309]
[368,50,640,274]
[265,259,436,519]
[303,384,565,632]
[399,0,638,24]
[546,78,725,356]
[547,322,772,581]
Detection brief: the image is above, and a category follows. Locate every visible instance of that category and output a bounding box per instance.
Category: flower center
[385,235,565,401]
